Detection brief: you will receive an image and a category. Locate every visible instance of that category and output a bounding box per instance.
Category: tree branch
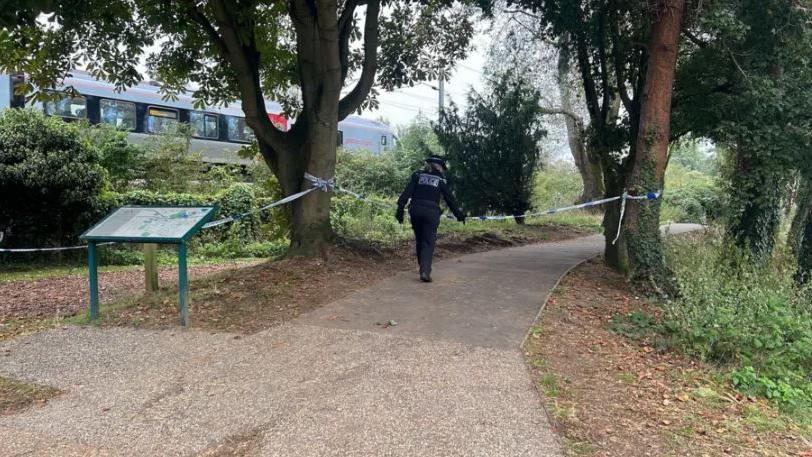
[597,7,612,123]
[683,29,709,48]
[575,31,601,121]
[338,0,358,84]
[539,106,585,130]
[502,8,541,20]
[338,0,380,120]
[201,0,290,158]
[608,6,633,113]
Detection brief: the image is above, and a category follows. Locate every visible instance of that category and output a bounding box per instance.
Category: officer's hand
[395,208,404,224]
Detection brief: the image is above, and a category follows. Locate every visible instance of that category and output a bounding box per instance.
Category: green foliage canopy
[435,73,545,219]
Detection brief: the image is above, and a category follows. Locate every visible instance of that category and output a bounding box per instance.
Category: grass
[0,376,61,415]
[0,256,262,283]
[0,263,140,283]
[439,210,602,234]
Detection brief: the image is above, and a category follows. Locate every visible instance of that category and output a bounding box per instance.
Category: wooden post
[178,242,189,327]
[88,242,99,321]
[144,243,159,293]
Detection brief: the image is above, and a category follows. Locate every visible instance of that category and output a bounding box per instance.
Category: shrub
[139,123,204,193]
[110,182,284,244]
[216,183,262,242]
[0,109,107,248]
[663,231,812,406]
[532,163,584,210]
[335,148,409,197]
[330,193,407,243]
[661,162,724,224]
[393,115,443,173]
[78,122,143,191]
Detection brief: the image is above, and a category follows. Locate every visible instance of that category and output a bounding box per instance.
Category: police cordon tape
[0,172,660,252]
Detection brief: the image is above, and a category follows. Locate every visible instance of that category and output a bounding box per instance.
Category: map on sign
[82,206,216,242]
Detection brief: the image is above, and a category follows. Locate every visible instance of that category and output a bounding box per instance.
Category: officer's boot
[420,271,432,283]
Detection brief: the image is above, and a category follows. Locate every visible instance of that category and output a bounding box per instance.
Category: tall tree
[554,39,604,204]
[672,0,812,262]
[0,0,485,256]
[506,0,653,272]
[489,13,604,203]
[622,0,686,291]
[435,73,545,222]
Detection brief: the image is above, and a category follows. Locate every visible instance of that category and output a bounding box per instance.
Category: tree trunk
[726,150,783,261]
[557,40,604,203]
[281,0,345,257]
[602,165,630,273]
[789,178,811,255]
[795,191,812,284]
[287,121,339,257]
[623,0,685,293]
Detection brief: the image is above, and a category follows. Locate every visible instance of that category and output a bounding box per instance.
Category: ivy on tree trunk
[623,0,685,294]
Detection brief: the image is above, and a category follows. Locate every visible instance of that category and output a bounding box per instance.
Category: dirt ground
[526,258,811,457]
[1,223,591,338]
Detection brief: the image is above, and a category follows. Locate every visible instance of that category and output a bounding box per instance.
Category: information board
[81,206,217,243]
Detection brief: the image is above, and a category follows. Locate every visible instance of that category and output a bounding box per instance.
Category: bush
[532,163,584,210]
[661,162,724,224]
[195,239,288,260]
[139,123,204,193]
[330,193,407,243]
[393,115,443,173]
[663,231,812,407]
[78,122,143,191]
[0,109,108,248]
[216,183,263,242]
[335,148,409,197]
[436,73,545,219]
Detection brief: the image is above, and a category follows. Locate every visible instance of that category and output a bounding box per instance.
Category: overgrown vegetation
[662,232,812,418]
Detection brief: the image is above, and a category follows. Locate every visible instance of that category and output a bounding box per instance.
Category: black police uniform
[396,169,464,279]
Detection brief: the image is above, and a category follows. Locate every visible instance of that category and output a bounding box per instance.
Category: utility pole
[438,71,445,117]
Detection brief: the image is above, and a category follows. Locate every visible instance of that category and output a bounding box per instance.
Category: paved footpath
[0,224,700,456]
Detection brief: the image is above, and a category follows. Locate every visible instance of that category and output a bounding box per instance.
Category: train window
[337,130,343,146]
[145,106,179,133]
[100,99,136,130]
[227,116,255,143]
[44,93,87,119]
[190,111,219,139]
[380,135,387,146]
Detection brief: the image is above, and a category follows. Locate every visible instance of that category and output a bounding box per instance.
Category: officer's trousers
[409,203,441,275]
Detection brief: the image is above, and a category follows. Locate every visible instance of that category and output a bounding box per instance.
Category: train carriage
[0,71,397,164]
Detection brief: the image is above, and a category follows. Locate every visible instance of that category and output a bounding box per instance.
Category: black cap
[426,155,447,170]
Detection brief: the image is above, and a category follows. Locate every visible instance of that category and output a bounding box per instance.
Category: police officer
[396,156,465,282]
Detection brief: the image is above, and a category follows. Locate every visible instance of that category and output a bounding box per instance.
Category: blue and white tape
[202,172,335,229]
[0,172,661,253]
[0,173,337,253]
[0,241,117,253]
[444,191,661,223]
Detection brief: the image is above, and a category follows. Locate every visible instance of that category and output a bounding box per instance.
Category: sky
[356,33,490,129]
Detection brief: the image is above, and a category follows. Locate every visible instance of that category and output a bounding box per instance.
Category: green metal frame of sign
[80,205,218,326]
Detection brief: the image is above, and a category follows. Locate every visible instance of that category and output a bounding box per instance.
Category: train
[0,71,397,164]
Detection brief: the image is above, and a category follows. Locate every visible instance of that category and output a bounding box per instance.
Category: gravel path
[0,225,702,456]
